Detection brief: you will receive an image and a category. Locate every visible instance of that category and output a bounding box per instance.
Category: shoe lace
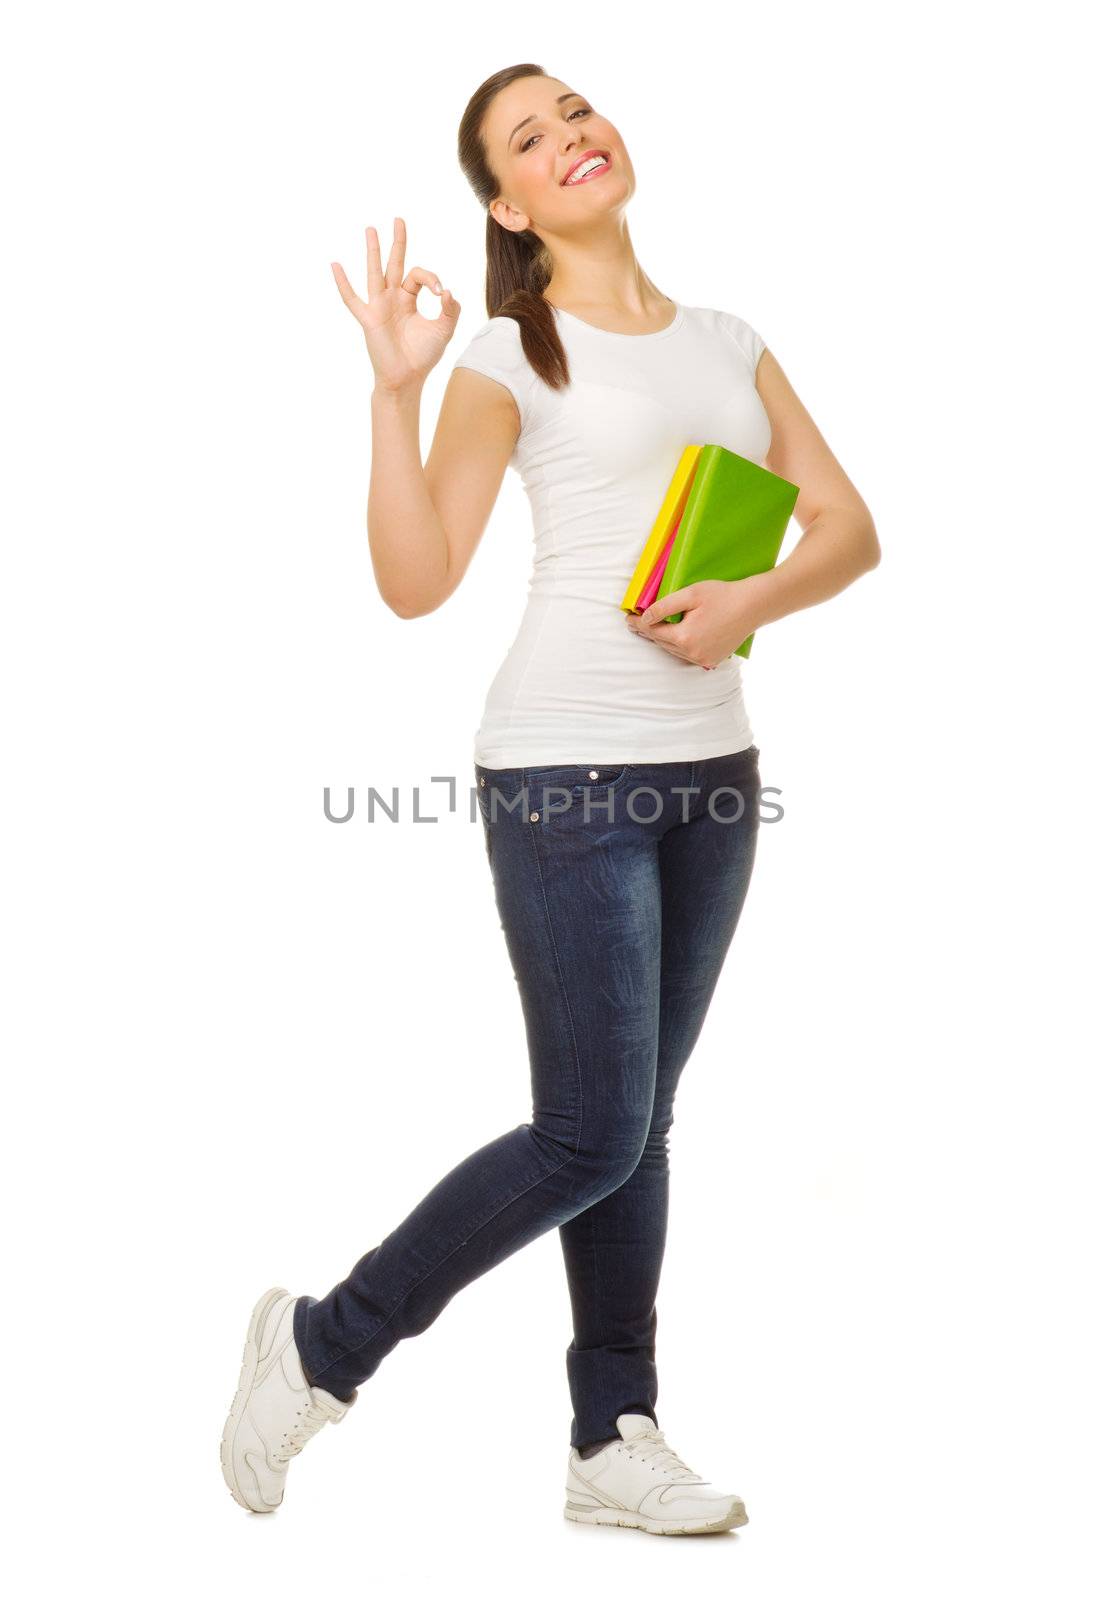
[620,1426,704,1482]
[272,1397,332,1466]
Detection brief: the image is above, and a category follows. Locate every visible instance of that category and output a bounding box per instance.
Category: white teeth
[565,156,607,184]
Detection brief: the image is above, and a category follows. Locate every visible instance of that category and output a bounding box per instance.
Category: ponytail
[457,63,571,391]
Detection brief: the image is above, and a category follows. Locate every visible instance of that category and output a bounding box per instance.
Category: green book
[647,444,799,660]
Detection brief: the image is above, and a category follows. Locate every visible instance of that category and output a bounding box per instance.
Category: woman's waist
[484,637,743,713]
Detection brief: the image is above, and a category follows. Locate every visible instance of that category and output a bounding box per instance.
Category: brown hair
[457,63,570,391]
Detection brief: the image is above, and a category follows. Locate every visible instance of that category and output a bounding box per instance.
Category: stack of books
[621,444,800,659]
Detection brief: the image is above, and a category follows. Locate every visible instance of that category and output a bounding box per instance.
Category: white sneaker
[564,1413,748,1535]
[220,1286,355,1513]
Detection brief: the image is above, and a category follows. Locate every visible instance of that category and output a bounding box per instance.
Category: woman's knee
[575,1122,650,1201]
[529,1121,646,1196]
[529,1102,650,1201]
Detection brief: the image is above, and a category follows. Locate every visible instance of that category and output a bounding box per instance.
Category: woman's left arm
[749,346,881,626]
[626,348,881,665]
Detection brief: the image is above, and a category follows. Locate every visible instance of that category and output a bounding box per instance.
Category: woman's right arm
[332,218,519,619]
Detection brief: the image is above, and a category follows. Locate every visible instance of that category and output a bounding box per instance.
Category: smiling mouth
[562,151,612,186]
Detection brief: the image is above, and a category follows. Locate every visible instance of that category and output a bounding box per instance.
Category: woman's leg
[292,761,666,1402]
[558,747,762,1450]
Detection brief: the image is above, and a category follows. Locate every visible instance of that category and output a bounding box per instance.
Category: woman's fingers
[333,220,460,349]
[365,225,385,299]
[385,216,406,290]
[400,265,446,300]
[330,261,366,317]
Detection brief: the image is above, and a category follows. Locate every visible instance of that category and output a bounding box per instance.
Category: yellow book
[619,445,702,613]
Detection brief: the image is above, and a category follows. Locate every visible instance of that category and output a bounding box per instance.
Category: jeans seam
[524,805,585,1159]
[587,1203,607,1433]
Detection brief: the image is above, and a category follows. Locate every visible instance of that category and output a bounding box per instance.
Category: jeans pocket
[475,767,529,828]
[522,764,633,792]
[523,767,637,828]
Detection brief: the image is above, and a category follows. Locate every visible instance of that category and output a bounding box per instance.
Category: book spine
[620,444,702,613]
[658,447,720,616]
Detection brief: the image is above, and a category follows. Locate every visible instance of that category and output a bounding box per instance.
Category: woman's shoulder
[690,304,768,373]
[451,314,532,385]
[452,313,524,359]
[450,315,540,440]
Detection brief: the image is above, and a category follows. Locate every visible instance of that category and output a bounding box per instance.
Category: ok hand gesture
[331,217,461,394]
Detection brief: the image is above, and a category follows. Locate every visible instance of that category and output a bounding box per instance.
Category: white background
[3,3,1095,1594]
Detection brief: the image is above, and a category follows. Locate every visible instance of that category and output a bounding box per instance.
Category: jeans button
[530,810,539,821]
[588,769,598,779]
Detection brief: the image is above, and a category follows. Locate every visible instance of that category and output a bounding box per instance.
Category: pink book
[636,514,682,611]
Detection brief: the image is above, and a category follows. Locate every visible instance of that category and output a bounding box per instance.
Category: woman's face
[482,76,634,237]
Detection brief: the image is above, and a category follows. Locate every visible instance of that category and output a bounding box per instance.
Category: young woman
[221,63,879,1535]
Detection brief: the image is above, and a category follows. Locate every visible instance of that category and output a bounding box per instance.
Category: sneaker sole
[219,1285,291,1512]
[564,1497,748,1535]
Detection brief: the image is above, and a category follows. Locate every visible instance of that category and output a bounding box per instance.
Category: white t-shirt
[451,300,772,768]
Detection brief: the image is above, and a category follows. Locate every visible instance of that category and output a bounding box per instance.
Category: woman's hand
[331,217,462,394]
[625,576,769,668]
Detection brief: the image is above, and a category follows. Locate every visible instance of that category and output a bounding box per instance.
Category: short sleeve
[718,311,767,375]
[451,316,535,434]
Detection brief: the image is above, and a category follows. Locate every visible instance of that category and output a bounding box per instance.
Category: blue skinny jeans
[294,747,762,1450]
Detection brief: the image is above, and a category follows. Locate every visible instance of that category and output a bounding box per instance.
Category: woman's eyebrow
[508,92,583,149]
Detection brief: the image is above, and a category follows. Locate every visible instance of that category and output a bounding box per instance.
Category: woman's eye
[520,107,591,153]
